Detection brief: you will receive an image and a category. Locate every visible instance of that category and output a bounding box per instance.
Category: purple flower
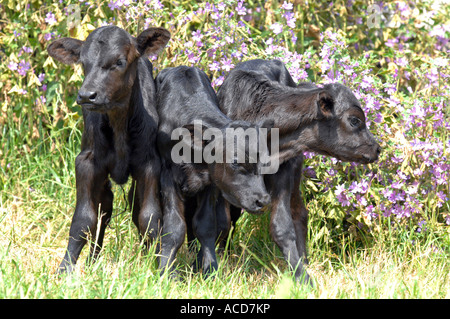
[35,95,46,105]
[356,194,368,206]
[338,194,351,207]
[109,0,121,10]
[8,61,18,71]
[436,191,448,208]
[303,166,316,178]
[211,76,224,88]
[186,50,199,65]
[236,1,247,15]
[372,112,383,123]
[38,73,45,83]
[45,12,57,25]
[385,38,398,48]
[221,58,234,72]
[395,57,408,67]
[382,189,397,203]
[335,184,351,206]
[209,61,220,72]
[416,220,427,233]
[281,1,293,10]
[217,2,226,11]
[151,0,164,10]
[270,23,283,35]
[19,46,33,57]
[391,181,404,189]
[360,75,374,89]
[283,11,296,29]
[44,32,54,41]
[224,35,234,44]
[349,181,366,194]
[366,205,378,220]
[17,60,30,76]
[192,30,203,42]
[241,42,248,55]
[22,46,33,54]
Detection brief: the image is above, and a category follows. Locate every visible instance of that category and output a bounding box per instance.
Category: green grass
[1,142,449,298]
[1,197,449,298]
[1,105,449,299]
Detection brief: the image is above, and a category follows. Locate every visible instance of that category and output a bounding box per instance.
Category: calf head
[179,120,273,213]
[305,83,381,164]
[47,26,170,113]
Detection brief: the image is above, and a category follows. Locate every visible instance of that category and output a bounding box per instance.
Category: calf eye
[349,117,361,127]
[115,59,125,67]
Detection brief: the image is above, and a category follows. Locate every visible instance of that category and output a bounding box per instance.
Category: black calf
[47,26,170,273]
[216,59,381,283]
[155,66,272,275]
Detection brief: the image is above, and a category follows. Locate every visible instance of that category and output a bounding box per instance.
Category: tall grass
[1,194,449,298]
[0,134,448,298]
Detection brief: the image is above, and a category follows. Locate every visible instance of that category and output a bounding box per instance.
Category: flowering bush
[1,0,449,243]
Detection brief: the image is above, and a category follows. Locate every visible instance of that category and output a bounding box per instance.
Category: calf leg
[266,166,310,285]
[87,180,113,264]
[270,194,310,284]
[215,196,241,253]
[58,151,110,274]
[215,192,232,254]
[192,186,218,277]
[184,196,198,252]
[131,168,162,250]
[290,156,309,263]
[158,167,186,275]
[291,194,309,264]
[129,180,140,238]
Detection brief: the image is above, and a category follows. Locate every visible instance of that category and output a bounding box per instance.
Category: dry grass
[1,187,449,298]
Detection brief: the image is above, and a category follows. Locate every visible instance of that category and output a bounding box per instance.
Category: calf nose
[255,193,271,209]
[77,90,97,104]
[376,145,382,156]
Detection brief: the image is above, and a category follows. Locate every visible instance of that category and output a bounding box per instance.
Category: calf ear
[136,27,171,57]
[317,91,334,118]
[47,38,84,65]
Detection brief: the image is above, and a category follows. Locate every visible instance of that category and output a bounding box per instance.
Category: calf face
[308,83,381,164]
[209,120,272,213]
[181,119,273,213]
[48,26,170,113]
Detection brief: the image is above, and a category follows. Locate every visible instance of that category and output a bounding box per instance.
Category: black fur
[155,66,272,276]
[47,26,170,273]
[215,59,381,284]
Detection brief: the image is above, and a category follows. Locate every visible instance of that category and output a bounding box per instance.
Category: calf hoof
[296,270,313,287]
[55,262,76,275]
[202,263,218,279]
[191,260,201,273]
[160,268,181,281]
